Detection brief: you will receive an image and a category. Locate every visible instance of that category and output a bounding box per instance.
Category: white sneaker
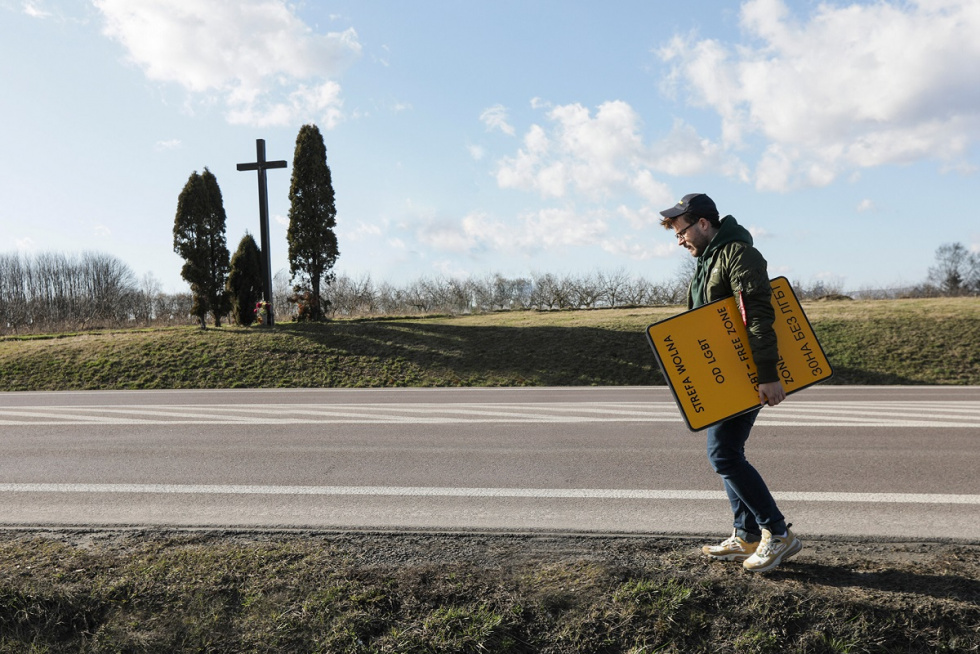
[742,527,803,572]
[701,529,760,562]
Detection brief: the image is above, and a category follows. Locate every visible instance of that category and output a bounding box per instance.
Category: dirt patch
[1,529,977,652]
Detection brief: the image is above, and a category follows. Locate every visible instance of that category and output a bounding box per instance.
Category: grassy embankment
[1,297,978,390]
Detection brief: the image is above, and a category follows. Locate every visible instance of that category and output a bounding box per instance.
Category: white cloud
[431,259,471,279]
[495,124,563,196]
[375,44,391,68]
[22,1,51,18]
[154,138,181,151]
[480,104,515,136]
[600,237,676,260]
[467,145,485,161]
[416,216,480,253]
[616,204,666,230]
[496,100,669,201]
[483,100,744,263]
[226,80,344,128]
[514,207,608,250]
[492,100,746,203]
[650,120,747,180]
[659,0,980,190]
[16,237,35,251]
[94,0,361,127]
[857,199,875,212]
[550,101,645,199]
[416,208,609,256]
[341,220,383,241]
[629,170,673,205]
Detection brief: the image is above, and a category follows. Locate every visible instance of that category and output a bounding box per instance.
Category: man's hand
[758,381,786,407]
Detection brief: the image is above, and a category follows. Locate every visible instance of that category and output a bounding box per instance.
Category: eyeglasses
[675,218,701,241]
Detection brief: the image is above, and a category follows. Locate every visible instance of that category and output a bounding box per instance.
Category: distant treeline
[0,252,196,334]
[323,270,690,316]
[320,271,958,317]
[0,249,971,334]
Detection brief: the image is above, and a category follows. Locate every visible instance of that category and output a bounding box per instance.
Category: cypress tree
[227,233,264,326]
[173,168,231,327]
[287,124,339,321]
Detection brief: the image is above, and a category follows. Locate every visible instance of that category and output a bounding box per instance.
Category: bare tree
[529,273,571,310]
[273,269,295,320]
[0,253,28,330]
[569,272,606,309]
[928,242,979,295]
[83,251,138,324]
[791,277,847,301]
[327,273,378,316]
[375,281,404,315]
[154,291,194,324]
[619,276,654,306]
[598,269,631,308]
[132,272,162,325]
[470,274,529,311]
[435,277,475,313]
[402,278,435,313]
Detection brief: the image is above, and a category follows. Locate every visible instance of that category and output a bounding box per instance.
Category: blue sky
[2,0,978,295]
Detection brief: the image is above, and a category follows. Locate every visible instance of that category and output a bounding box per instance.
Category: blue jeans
[706,408,785,540]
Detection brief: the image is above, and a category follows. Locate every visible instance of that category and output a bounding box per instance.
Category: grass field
[1,297,978,391]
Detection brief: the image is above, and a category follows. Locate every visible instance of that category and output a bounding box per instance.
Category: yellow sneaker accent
[742,527,803,572]
[701,529,760,562]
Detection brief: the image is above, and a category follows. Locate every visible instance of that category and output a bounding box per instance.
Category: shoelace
[757,536,776,556]
[756,524,794,557]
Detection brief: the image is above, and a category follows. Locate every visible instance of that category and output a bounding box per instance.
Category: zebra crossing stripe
[0,401,978,427]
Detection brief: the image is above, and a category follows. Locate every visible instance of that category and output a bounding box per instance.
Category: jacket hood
[700,215,752,260]
[690,215,752,308]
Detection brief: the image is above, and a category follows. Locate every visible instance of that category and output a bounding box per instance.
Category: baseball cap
[659,193,717,219]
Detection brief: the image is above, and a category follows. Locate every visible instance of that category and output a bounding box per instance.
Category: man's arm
[728,245,783,405]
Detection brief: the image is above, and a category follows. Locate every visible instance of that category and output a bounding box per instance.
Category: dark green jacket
[688,215,779,384]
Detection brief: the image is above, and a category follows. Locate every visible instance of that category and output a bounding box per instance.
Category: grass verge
[1,297,978,390]
[1,530,977,654]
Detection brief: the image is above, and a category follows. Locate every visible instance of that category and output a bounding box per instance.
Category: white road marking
[0,484,977,504]
[0,401,978,427]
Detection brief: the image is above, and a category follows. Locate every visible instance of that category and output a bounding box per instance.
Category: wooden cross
[237,139,287,326]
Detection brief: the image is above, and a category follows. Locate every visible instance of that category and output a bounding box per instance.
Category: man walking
[659,193,802,572]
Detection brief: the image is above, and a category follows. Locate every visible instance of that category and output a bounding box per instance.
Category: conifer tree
[173,168,231,327]
[227,233,264,326]
[287,123,339,321]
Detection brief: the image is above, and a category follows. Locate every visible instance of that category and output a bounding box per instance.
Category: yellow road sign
[646,277,833,431]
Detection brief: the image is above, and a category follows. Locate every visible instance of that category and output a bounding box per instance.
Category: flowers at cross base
[254,301,271,325]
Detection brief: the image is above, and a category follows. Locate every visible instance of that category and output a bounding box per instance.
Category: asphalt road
[1,386,977,540]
